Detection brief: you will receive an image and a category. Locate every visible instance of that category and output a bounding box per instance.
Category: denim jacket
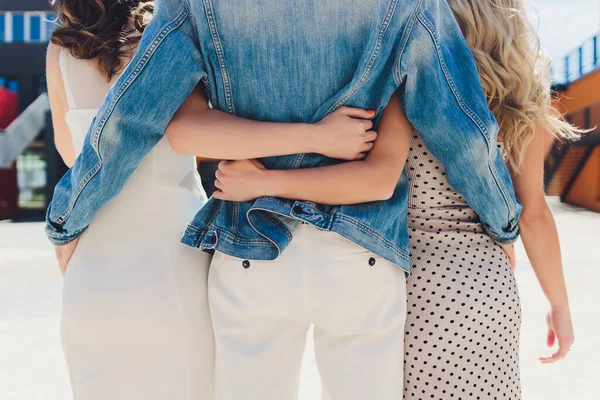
[46,0,522,273]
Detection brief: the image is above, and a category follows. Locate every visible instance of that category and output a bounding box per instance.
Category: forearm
[264,161,394,205]
[167,108,320,160]
[519,207,569,309]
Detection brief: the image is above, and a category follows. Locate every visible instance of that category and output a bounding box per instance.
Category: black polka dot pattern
[403,134,522,399]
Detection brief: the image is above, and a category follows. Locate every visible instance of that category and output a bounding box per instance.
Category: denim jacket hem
[182,199,411,274]
[483,223,520,246]
[45,223,87,246]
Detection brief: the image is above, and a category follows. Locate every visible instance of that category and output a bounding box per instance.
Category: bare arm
[46,43,76,167]
[509,125,574,362]
[214,94,412,204]
[166,88,377,161]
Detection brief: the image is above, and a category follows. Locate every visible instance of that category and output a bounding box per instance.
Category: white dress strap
[58,47,77,110]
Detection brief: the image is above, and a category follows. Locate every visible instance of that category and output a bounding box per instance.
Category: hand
[314,106,378,161]
[501,244,517,271]
[213,159,269,202]
[540,307,575,363]
[55,237,80,276]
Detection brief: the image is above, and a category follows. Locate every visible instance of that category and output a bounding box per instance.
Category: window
[0,14,5,42]
[12,13,24,43]
[0,12,56,43]
[30,15,41,42]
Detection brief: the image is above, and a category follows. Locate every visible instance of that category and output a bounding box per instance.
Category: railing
[553,33,600,84]
[544,101,600,191]
[544,137,574,188]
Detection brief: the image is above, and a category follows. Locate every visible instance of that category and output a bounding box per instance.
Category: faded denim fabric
[46,0,522,272]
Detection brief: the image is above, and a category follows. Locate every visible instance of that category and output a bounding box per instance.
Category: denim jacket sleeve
[45,1,206,245]
[396,0,522,244]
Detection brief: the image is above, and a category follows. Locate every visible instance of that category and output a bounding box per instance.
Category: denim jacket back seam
[325,0,401,117]
[399,7,516,221]
[203,0,235,114]
[54,5,190,224]
[184,0,210,94]
[393,0,422,85]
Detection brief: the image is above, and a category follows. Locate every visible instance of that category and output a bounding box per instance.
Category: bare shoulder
[46,42,63,71]
[46,42,68,107]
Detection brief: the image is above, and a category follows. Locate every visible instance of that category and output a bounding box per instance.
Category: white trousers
[209,224,407,400]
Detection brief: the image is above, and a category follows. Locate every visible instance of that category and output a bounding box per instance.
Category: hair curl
[51,1,154,81]
[447,0,584,171]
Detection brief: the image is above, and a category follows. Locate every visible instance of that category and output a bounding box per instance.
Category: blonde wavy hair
[447,0,583,171]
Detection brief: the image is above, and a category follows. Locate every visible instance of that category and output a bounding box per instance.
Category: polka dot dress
[403,133,522,399]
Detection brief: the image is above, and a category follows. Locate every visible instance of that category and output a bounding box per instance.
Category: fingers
[213,190,228,201]
[364,130,378,142]
[360,141,374,153]
[214,178,222,190]
[540,314,575,363]
[250,159,266,169]
[337,106,376,120]
[546,314,556,347]
[540,343,571,364]
[547,327,556,348]
[218,160,230,172]
[361,119,374,131]
[354,152,367,160]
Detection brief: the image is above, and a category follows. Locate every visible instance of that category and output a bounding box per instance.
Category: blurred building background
[547,33,600,212]
[0,0,59,221]
[0,0,599,222]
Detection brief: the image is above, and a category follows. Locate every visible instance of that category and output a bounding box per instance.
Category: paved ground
[0,198,598,400]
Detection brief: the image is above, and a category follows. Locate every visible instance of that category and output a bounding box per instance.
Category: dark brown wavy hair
[51,1,154,81]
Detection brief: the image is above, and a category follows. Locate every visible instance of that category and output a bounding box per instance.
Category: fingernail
[368,110,376,115]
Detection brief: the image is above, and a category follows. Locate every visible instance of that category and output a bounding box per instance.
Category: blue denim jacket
[46,0,522,273]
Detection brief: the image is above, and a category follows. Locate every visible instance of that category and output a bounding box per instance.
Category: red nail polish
[368,109,376,115]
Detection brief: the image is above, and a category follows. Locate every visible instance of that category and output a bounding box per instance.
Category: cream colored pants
[209,224,406,400]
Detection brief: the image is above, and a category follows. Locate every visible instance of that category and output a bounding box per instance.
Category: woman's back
[55,46,215,400]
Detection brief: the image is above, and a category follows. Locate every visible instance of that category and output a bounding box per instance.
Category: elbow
[55,143,75,168]
[371,177,398,201]
[166,129,186,154]
[373,185,395,201]
[518,202,553,228]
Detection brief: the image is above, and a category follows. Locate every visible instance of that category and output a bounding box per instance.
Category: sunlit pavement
[0,198,598,400]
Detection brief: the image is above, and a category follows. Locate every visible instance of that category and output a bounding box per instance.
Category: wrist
[262,170,286,197]
[550,301,571,313]
[303,123,324,154]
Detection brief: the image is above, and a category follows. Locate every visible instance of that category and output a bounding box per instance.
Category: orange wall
[564,147,600,212]
[555,69,600,114]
